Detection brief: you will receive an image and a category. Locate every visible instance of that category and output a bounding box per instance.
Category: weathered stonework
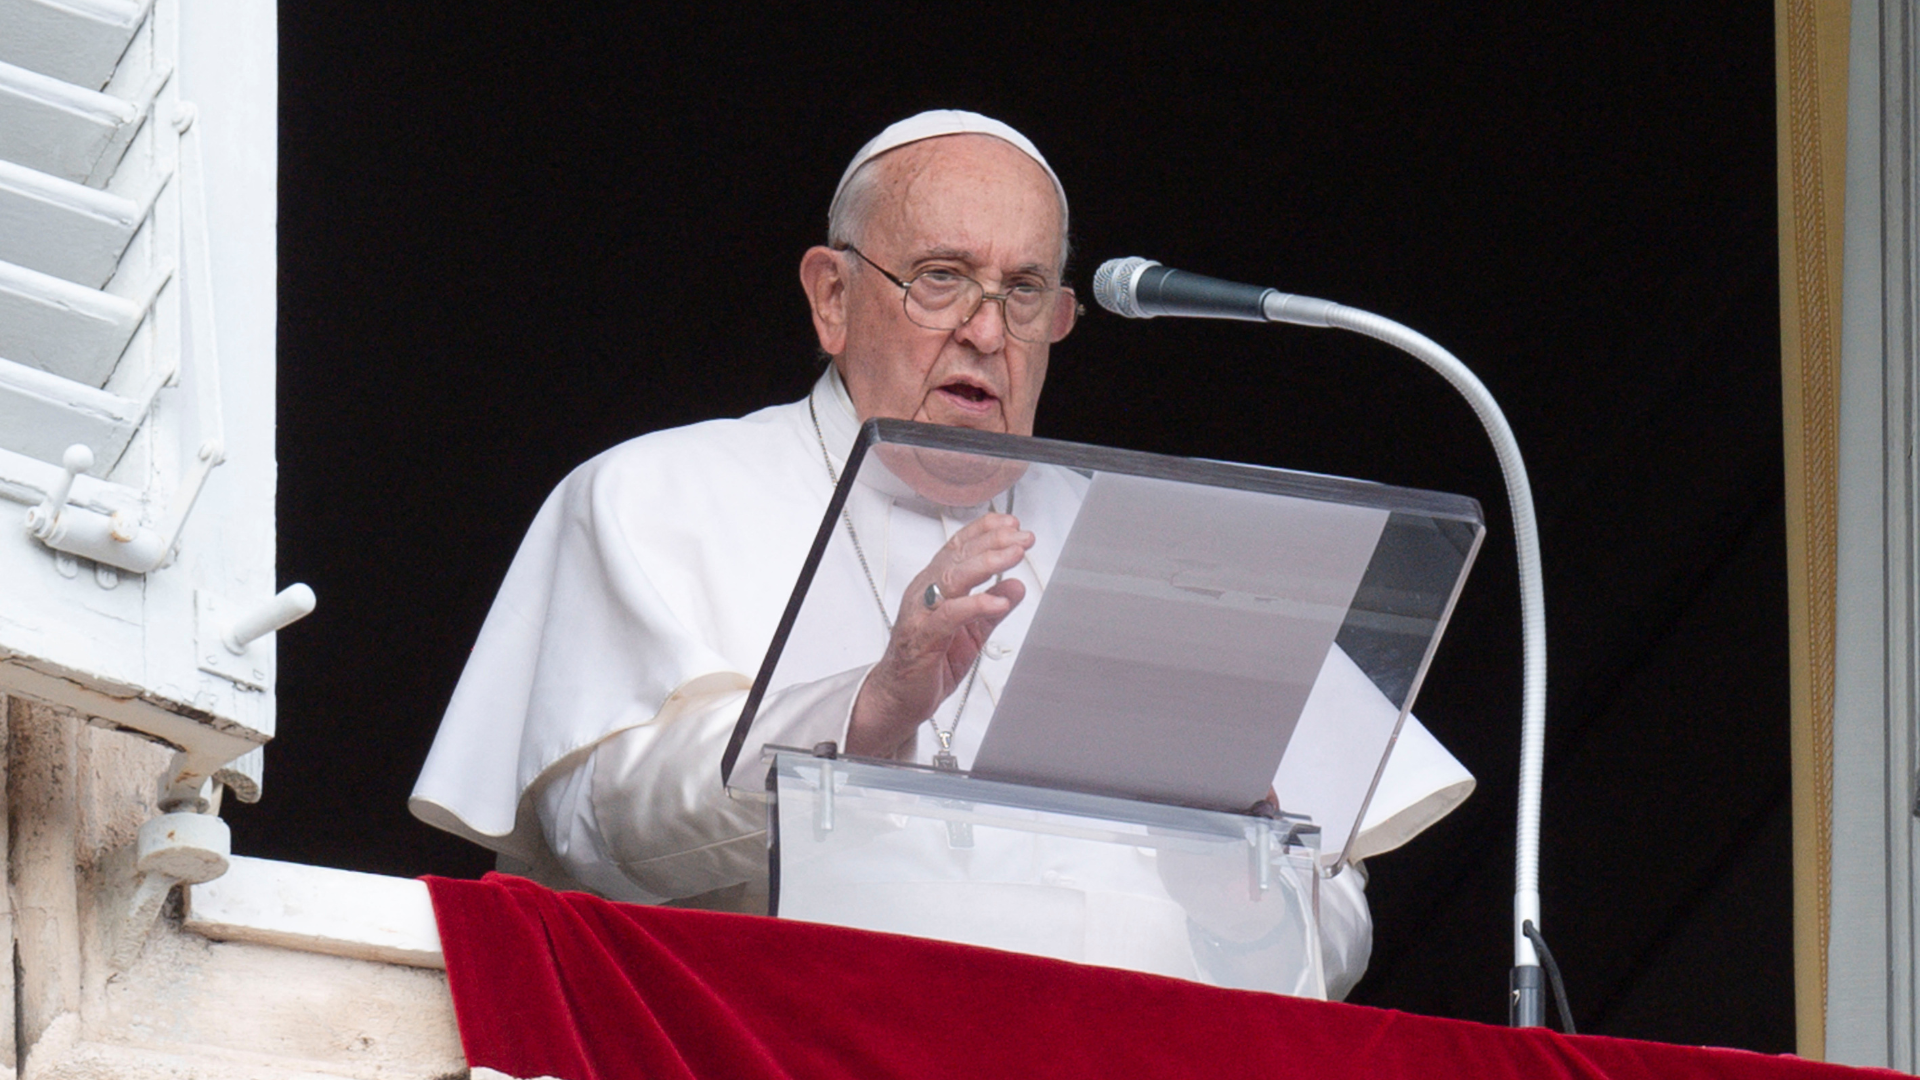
[3,695,465,1080]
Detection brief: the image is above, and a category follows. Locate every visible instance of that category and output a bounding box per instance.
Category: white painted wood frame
[1830,0,1920,1066]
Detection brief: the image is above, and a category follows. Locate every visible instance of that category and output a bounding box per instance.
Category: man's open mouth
[941,382,994,404]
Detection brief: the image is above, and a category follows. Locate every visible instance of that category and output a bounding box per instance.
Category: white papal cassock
[411,368,1475,1000]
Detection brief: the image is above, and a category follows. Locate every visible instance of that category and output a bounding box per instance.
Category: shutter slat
[0,351,142,467]
[0,58,152,185]
[0,155,154,286]
[0,256,159,386]
[0,0,150,90]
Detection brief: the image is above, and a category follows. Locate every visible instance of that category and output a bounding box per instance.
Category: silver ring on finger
[923,582,944,610]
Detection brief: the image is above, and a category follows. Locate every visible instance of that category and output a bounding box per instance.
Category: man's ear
[799,246,848,356]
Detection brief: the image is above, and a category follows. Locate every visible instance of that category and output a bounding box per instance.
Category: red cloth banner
[427,873,1901,1080]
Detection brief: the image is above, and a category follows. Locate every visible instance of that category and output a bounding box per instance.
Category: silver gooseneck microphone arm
[1093,257,1549,1028]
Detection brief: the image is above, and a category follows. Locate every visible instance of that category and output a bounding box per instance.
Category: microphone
[1092,257,1339,326]
[1092,254,1558,1028]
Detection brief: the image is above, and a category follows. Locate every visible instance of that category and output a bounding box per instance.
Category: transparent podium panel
[767,750,1328,998]
[724,420,1485,869]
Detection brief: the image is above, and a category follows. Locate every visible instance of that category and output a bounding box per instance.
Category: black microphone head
[1092,257,1161,319]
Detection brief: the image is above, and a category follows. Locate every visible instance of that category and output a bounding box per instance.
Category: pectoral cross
[932,728,959,772]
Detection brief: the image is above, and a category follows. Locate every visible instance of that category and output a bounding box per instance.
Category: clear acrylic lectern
[720,420,1484,995]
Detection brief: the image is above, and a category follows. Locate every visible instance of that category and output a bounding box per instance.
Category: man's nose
[954,293,1009,351]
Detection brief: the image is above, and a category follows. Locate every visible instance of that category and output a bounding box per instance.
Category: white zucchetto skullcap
[829,110,1067,225]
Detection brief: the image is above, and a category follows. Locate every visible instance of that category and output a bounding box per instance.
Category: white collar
[810,365,862,472]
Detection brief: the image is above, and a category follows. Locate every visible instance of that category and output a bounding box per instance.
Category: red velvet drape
[427,873,1900,1080]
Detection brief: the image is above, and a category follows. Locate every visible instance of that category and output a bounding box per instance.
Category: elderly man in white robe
[410,110,1473,1001]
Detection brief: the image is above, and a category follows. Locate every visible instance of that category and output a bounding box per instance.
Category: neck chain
[809,393,1005,770]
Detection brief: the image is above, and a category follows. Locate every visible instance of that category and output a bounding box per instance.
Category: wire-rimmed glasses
[840,245,1080,344]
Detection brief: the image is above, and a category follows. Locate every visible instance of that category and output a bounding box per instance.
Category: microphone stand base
[1510,964,1545,1027]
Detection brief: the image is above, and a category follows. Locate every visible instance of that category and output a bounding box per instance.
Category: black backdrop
[247,5,1789,1049]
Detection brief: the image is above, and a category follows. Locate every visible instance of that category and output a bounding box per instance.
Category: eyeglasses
[840,245,1080,344]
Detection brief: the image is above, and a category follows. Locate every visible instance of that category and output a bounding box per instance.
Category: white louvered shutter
[0,0,288,805]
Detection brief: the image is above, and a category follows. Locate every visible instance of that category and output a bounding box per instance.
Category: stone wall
[1,695,465,1079]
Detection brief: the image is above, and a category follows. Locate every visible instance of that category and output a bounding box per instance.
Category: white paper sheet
[971,472,1390,812]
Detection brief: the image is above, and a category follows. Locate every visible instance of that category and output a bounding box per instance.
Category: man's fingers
[944,524,1031,564]
[983,577,1025,606]
[928,518,1031,594]
[934,539,1031,599]
[869,513,1035,728]
[857,538,1031,748]
[952,512,1022,539]
[941,515,1031,565]
[957,578,1027,645]
[913,589,1014,639]
[893,590,1015,666]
